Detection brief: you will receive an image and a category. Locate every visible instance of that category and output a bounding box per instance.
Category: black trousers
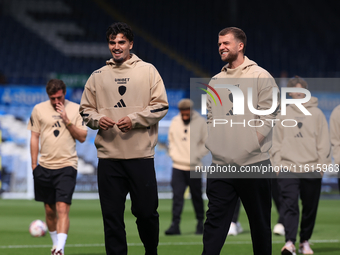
[202,160,272,255]
[97,158,159,255]
[231,198,241,223]
[338,170,340,193]
[277,172,322,244]
[272,178,285,224]
[170,168,204,225]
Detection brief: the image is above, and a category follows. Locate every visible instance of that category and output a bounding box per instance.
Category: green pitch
[0,198,339,255]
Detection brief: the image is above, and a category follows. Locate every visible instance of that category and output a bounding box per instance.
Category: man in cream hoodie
[330,104,340,192]
[271,76,331,255]
[79,22,168,255]
[202,27,279,255]
[165,99,208,235]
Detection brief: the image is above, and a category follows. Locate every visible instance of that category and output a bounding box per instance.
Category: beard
[183,119,190,125]
[222,51,238,63]
[113,57,124,63]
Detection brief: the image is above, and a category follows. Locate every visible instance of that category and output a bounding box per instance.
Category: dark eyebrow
[109,40,127,44]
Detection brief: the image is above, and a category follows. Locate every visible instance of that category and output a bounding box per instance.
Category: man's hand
[257,131,265,145]
[99,117,115,130]
[117,116,132,133]
[56,102,69,124]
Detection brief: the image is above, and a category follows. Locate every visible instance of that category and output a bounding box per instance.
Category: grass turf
[0,198,339,254]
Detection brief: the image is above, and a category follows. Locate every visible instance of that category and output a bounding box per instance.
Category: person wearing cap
[165,99,208,235]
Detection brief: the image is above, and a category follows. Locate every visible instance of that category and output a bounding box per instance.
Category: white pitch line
[0,240,338,249]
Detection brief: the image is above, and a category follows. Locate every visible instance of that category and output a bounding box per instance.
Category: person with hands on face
[28,79,87,255]
[79,22,168,255]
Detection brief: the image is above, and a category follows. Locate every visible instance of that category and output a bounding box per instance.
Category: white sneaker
[298,241,314,254]
[273,223,285,236]
[236,222,243,234]
[55,249,64,255]
[281,241,296,255]
[228,222,238,236]
[51,246,57,255]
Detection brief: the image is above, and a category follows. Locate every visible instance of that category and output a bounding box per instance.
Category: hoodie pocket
[205,114,261,164]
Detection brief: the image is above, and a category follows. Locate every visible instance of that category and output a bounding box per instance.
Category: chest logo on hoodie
[114,85,127,108]
[115,78,130,85]
[226,93,234,116]
[294,122,303,137]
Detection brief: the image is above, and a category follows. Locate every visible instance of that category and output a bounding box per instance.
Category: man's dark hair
[46,79,66,95]
[287,75,308,89]
[106,22,134,42]
[219,27,247,54]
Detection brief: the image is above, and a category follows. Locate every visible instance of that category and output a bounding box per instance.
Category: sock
[56,233,68,252]
[49,231,58,248]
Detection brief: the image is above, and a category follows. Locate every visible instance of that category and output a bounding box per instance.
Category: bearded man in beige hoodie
[202,27,280,255]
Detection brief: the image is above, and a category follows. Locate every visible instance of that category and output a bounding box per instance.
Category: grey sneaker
[298,241,313,254]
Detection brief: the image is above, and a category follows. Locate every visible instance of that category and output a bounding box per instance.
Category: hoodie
[271,97,331,173]
[168,111,208,170]
[205,56,280,166]
[79,54,169,159]
[330,105,340,165]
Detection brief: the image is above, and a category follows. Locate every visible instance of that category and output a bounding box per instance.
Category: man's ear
[239,42,244,52]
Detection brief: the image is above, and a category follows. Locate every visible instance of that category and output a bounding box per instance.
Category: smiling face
[218,33,244,63]
[108,33,133,64]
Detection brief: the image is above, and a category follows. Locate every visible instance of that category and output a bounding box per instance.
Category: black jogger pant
[202,160,272,255]
[277,172,322,244]
[97,158,159,255]
[170,168,204,225]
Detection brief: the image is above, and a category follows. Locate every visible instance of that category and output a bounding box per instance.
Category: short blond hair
[178,99,193,110]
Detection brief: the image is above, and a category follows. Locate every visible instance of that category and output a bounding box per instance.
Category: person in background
[271,76,331,255]
[165,99,208,235]
[28,79,87,255]
[330,104,340,193]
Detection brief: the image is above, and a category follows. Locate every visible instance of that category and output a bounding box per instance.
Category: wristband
[67,121,73,127]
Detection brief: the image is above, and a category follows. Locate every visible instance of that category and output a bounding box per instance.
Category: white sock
[56,233,68,252]
[49,231,58,248]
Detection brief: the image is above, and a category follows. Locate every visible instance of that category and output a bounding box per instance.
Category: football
[29,220,47,237]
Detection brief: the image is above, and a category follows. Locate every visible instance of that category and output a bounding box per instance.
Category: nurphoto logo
[197,82,312,128]
[199,83,311,116]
